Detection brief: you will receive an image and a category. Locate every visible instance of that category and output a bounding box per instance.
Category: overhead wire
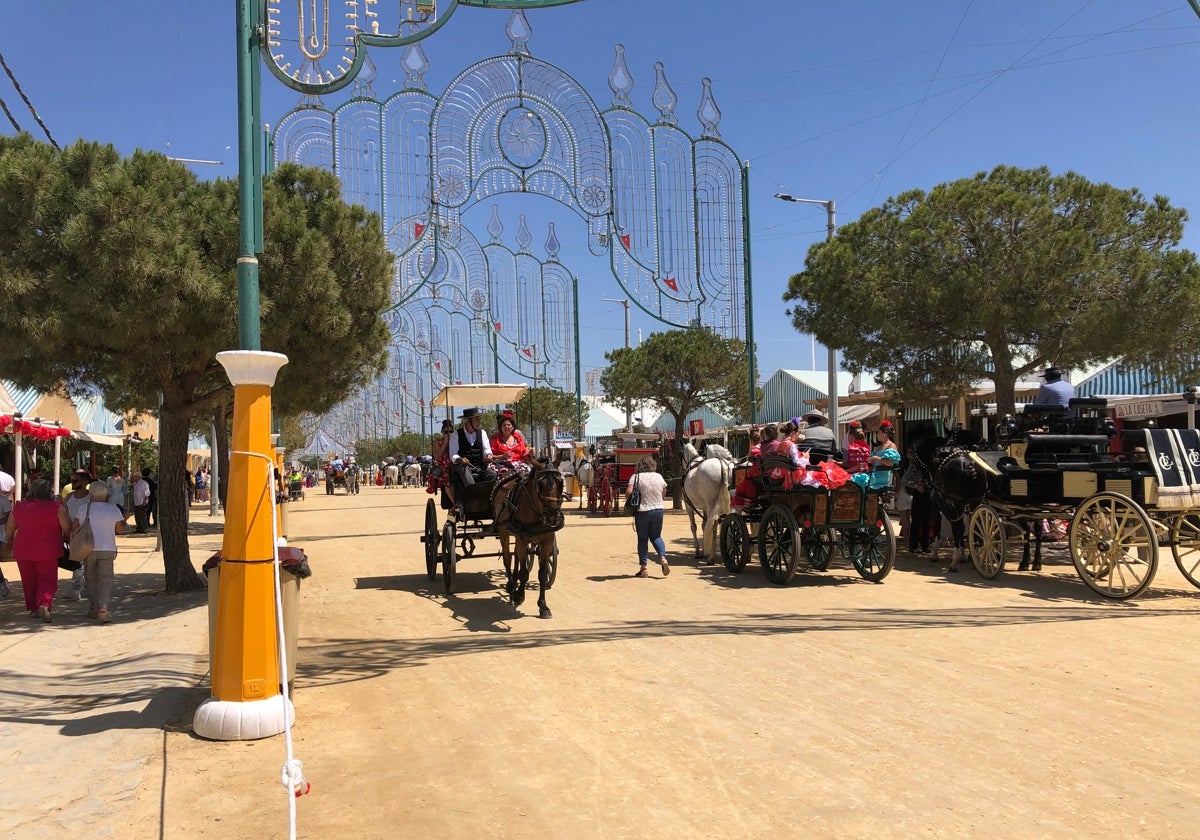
[0,50,59,150]
[0,93,22,133]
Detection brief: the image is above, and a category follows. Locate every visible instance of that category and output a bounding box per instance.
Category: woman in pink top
[5,480,64,622]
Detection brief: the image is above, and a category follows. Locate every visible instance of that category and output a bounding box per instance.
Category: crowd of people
[1,464,132,624]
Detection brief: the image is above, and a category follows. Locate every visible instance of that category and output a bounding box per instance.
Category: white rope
[230,449,306,840]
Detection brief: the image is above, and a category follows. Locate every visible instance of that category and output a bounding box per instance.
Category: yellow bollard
[193,351,292,741]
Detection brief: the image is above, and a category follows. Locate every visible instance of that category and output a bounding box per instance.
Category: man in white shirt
[0,467,14,496]
[0,488,11,598]
[447,407,496,504]
[132,469,152,534]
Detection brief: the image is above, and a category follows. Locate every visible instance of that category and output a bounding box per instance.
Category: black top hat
[459,406,482,420]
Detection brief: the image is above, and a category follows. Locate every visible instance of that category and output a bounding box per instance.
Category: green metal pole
[742,160,756,422]
[236,0,262,350]
[573,275,582,436]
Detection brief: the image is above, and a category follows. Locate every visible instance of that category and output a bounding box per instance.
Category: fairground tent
[292,429,349,460]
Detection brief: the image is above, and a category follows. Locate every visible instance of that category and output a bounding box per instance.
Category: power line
[0,93,22,133]
[0,50,59,150]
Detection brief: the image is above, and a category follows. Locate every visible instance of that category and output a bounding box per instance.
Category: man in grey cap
[801,409,837,450]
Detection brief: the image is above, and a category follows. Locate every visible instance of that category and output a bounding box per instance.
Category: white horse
[574,458,595,506]
[402,462,422,488]
[682,441,734,562]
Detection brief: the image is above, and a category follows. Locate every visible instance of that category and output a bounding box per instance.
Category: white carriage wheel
[1068,492,1158,600]
[968,505,1007,579]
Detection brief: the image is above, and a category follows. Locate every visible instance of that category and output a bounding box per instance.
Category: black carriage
[718,452,896,585]
[958,397,1200,599]
[418,384,559,595]
[324,460,359,495]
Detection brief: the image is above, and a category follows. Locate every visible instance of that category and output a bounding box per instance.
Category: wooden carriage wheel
[586,481,598,513]
[758,504,800,585]
[1068,492,1158,599]
[804,528,835,572]
[968,504,1007,579]
[599,477,613,517]
[441,520,458,594]
[719,514,752,573]
[1168,513,1200,590]
[844,512,896,583]
[423,498,439,581]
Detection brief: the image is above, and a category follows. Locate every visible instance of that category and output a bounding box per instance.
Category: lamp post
[602,297,632,430]
[775,193,838,431]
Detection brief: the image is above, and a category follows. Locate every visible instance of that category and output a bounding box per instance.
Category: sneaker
[87,608,99,619]
[38,606,52,623]
[635,567,649,578]
[0,578,9,599]
[96,609,112,624]
[62,588,83,602]
[660,557,670,577]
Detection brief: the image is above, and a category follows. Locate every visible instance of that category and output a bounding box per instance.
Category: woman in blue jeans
[626,455,670,578]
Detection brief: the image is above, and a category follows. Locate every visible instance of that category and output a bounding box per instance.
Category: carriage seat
[457,478,497,517]
[759,454,797,488]
[1022,433,1110,468]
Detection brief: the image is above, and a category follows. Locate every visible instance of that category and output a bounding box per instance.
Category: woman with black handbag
[626,455,669,578]
[5,480,63,622]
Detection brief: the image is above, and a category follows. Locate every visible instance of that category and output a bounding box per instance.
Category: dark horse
[923,427,1047,573]
[492,465,565,619]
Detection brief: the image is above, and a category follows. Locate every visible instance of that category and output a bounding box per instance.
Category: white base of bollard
[193,695,295,741]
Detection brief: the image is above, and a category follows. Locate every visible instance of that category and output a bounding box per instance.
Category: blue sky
[3,1,1199,388]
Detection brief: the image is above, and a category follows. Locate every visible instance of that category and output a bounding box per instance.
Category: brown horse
[492,466,565,619]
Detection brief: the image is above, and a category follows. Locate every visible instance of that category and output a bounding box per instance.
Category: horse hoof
[1032,562,1042,572]
[539,607,552,620]
[513,589,526,607]
[1017,561,1029,572]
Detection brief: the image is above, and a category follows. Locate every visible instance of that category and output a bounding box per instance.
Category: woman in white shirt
[70,482,127,623]
[626,455,670,578]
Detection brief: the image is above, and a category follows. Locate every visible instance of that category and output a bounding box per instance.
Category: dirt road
[5,487,1199,838]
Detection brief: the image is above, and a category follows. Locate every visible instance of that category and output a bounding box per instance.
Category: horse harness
[493,468,564,537]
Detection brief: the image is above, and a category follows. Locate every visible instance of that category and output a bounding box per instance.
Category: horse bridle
[499,468,564,535]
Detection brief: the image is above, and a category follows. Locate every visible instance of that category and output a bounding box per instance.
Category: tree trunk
[158,403,206,592]
[992,367,1019,419]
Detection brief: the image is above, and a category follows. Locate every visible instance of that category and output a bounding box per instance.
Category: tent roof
[431,383,529,408]
[292,429,348,458]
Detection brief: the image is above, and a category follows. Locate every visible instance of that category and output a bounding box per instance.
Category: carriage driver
[448,406,498,502]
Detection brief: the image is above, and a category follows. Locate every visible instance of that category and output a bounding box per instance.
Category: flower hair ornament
[501,409,515,421]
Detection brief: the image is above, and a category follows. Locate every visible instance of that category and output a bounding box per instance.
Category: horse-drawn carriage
[580,432,663,516]
[717,450,897,585]
[419,384,564,618]
[938,397,1200,600]
[324,459,360,495]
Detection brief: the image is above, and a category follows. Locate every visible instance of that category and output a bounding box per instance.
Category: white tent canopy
[292,429,349,459]
[430,383,529,408]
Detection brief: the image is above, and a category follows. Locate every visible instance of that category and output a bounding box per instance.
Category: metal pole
[774,194,837,430]
[235,0,262,350]
[602,298,631,429]
[825,200,838,432]
[573,276,582,437]
[742,161,756,423]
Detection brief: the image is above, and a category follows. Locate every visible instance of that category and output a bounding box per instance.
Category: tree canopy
[783,164,1200,415]
[600,329,754,501]
[0,134,392,590]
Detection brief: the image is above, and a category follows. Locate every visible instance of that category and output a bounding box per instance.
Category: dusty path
[4,486,1200,838]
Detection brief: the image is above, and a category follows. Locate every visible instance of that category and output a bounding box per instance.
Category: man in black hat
[1031,365,1074,409]
[447,407,496,503]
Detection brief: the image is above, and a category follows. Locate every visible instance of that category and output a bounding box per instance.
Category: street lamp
[602,297,632,430]
[775,193,839,431]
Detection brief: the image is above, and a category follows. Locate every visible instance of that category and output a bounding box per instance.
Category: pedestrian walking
[106,467,128,515]
[626,455,670,578]
[58,468,94,600]
[0,487,12,599]
[5,480,64,622]
[70,482,127,624]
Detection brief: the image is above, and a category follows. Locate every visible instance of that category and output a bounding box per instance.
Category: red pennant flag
[434,361,441,370]
[419,399,425,406]
[663,276,678,291]
[619,234,631,249]
[414,222,427,238]
[522,347,532,357]
[494,322,502,331]
[455,380,462,385]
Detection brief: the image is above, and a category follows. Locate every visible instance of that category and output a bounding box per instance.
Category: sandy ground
[2,486,1199,839]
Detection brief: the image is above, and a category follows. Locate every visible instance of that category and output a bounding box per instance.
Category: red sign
[688,419,705,436]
